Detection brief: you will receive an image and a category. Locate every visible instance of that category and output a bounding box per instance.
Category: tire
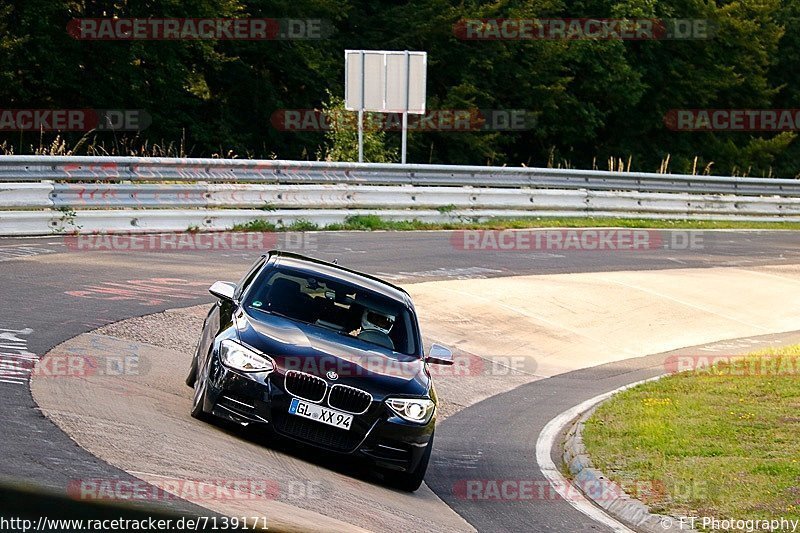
[384,433,433,492]
[185,342,200,387]
[190,363,209,421]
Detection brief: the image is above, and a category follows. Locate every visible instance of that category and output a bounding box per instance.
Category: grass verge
[230,215,800,232]
[581,345,800,528]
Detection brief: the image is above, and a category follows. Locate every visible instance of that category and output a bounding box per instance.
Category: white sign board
[345,50,427,114]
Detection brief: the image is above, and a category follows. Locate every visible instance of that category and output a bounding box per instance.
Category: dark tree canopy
[0,0,797,177]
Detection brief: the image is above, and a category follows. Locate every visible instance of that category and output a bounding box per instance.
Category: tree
[317,92,397,163]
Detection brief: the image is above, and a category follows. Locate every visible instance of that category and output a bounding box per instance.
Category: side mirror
[426,343,454,365]
[209,281,237,302]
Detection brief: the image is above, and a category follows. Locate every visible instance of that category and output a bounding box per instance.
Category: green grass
[325,215,439,231]
[227,215,800,232]
[282,219,319,231]
[230,218,320,232]
[582,345,800,527]
[230,219,277,232]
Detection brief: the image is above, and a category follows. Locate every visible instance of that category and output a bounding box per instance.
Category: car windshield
[243,265,418,356]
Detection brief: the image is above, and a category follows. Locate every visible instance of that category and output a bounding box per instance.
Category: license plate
[288,398,353,430]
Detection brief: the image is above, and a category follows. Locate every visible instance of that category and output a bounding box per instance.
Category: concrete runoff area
[31,264,800,532]
[407,264,800,379]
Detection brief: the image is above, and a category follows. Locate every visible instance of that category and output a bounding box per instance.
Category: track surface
[3,230,800,529]
[426,329,800,532]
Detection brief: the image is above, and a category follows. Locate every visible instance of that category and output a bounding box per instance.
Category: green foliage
[231,219,277,232]
[583,345,800,520]
[233,215,800,232]
[0,0,797,175]
[281,218,319,231]
[336,214,391,230]
[317,92,398,163]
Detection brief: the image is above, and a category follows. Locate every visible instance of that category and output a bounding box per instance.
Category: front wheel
[384,434,434,492]
[185,341,201,387]
[190,365,209,420]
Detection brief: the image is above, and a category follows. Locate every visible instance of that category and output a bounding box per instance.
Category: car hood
[235,309,430,399]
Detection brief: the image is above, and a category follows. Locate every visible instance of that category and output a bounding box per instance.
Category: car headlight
[386,398,435,424]
[219,340,274,373]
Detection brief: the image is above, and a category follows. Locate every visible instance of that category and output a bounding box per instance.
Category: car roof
[267,250,414,307]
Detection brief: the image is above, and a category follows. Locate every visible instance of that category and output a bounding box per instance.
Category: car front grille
[327,384,372,414]
[284,370,326,403]
[274,413,363,452]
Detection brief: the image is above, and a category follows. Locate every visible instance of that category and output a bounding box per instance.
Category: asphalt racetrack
[3,229,800,532]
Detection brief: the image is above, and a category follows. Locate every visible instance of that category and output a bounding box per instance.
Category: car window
[234,255,267,300]
[244,265,418,356]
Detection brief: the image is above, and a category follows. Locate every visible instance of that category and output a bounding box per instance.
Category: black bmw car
[186,250,454,491]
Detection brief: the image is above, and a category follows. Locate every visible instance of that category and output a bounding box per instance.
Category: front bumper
[203,359,435,473]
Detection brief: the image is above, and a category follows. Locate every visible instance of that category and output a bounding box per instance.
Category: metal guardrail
[0,155,798,235]
[2,155,800,193]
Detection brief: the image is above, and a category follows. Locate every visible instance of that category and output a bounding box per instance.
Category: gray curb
[562,406,698,533]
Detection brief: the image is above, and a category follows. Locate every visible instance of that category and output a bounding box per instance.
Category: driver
[351,309,395,337]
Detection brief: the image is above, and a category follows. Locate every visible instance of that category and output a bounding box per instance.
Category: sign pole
[358,51,365,163]
[401,50,410,165]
